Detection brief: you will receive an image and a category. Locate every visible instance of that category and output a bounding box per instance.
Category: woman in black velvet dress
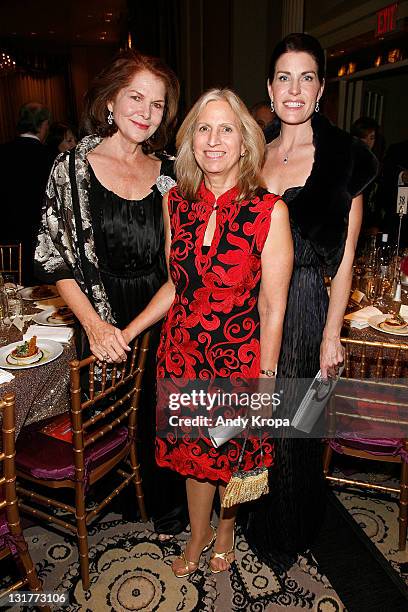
[245,33,378,562]
[35,49,187,536]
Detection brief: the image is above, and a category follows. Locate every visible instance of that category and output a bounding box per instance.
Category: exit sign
[376,3,398,36]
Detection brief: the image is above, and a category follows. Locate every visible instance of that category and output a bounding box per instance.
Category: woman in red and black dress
[124,88,293,576]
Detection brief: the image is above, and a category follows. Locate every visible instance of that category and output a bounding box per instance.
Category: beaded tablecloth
[344,293,408,378]
[0,302,76,438]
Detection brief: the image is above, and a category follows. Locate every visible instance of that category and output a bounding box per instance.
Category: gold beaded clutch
[222,430,269,508]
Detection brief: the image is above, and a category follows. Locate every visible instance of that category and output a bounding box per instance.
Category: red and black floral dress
[156,182,279,482]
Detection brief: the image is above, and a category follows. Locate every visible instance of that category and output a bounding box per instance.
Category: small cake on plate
[8,337,42,364]
[380,316,408,333]
[48,306,74,324]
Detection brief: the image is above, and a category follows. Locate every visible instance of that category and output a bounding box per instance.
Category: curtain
[0,72,68,143]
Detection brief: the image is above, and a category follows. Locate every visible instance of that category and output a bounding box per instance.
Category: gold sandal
[209,531,235,574]
[172,525,216,578]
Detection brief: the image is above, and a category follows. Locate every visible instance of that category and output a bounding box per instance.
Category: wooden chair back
[324,336,408,550]
[69,331,150,482]
[0,393,44,601]
[0,243,22,286]
[342,336,408,379]
[16,331,151,590]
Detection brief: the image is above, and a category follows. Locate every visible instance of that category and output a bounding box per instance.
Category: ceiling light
[0,51,17,73]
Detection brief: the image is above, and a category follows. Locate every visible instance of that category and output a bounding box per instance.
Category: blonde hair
[175,88,266,201]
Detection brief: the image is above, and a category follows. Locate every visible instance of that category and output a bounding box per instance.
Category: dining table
[343,283,408,378]
[0,290,76,438]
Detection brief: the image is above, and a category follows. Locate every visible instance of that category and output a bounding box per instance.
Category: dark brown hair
[82,49,180,153]
[268,33,326,84]
[351,116,379,139]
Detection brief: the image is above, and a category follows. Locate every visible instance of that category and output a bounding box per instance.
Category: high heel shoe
[172,525,216,578]
[209,531,235,574]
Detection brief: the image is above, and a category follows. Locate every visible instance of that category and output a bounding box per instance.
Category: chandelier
[0,52,16,75]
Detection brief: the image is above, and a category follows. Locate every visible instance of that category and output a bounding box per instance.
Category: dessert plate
[0,339,63,369]
[368,314,408,336]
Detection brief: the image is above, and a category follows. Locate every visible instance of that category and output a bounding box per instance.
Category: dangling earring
[270,100,274,113]
[315,100,320,113]
[107,110,114,125]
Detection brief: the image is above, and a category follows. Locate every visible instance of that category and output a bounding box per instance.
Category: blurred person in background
[377,139,408,248]
[46,122,77,167]
[351,116,378,151]
[34,49,188,537]
[0,102,51,284]
[351,117,381,234]
[250,100,275,131]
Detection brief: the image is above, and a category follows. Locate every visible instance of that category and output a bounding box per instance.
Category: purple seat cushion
[16,417,129,481]
[329,435,408,463]
[328,391,408,463]
[0,510,18,554]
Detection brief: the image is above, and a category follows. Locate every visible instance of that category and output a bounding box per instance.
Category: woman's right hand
[84,318,130,363]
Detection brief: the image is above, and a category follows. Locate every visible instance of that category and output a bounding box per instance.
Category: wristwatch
[260,369,276,377]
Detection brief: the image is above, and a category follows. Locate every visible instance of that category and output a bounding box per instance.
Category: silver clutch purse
[207,423,246,448]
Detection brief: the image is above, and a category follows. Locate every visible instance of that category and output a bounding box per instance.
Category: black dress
[244,187,329,562]
[245,115,378,564]
[88,159,188,534]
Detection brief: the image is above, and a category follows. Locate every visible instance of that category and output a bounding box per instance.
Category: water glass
[7,291,23,327]
[2,273,17,292]
[362,274,378,304]
[0,290,8,345]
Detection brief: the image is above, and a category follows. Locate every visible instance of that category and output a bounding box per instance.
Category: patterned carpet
[3,464,408,611]
[334,469,408,588]
[5,514,345,611]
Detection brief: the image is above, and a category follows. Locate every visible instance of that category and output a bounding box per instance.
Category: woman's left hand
[320,334,344,379]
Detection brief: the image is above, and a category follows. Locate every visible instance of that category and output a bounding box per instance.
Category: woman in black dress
[245,33,378,562]
[34,49,187,535]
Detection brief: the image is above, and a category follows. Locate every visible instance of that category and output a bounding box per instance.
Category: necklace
[279,131,290,164]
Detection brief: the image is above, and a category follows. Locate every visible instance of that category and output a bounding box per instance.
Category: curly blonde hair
[175,88,266,201]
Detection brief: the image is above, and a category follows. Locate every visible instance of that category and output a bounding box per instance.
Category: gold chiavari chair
[0,393,49,610]
[0,243,22,286]
[323,337,408,550]
[15,331,150,590]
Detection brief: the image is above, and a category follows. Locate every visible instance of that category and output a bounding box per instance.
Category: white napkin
[23,324,73,344]
[0,369,15,384]
[344,306,383,329]
[5,314,33,332]
[400,304,408,319]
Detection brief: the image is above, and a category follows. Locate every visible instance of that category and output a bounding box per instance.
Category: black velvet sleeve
[288,116,378,277]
